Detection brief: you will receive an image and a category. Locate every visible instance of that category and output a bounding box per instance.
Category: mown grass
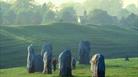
[0,58,138,77]
[0,23,138,68]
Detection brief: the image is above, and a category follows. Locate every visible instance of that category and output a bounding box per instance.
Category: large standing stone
[41,42,52,57]
[34,55,43,72]
[58,49,72,77]
[27,44,35,73]
[78,41,91,64]
[27,44,43,73]
[41,43,52,74]
[90,54,105,77]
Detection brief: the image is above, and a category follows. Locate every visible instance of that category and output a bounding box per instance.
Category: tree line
[0,0,138,27]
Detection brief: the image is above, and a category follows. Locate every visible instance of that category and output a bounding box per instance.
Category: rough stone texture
[58,49,72,77]
[34,55,43,72]
[41,43,52,57]
[27,44,43,73]
[90,54,105,77]
[27,44,35,73]
[41,43,52,74]
[78,41,91,64]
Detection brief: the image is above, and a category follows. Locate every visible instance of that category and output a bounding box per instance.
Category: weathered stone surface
[90,54,105,77]
[34,55,43,72]
[27,44,43,73]
[58,49,72,77]
[27,44,35,73]
[41,43,52,74]
[41,43,52,57]
[78,41,91,64]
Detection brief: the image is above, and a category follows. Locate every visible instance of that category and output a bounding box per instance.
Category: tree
[13,0,43,25]
[41,3,56,24]
[84,0,123,18]
[0,5,2,25]
[14,0,34,9]
[42,10,56,24]
[125,4,138,15]
[58,7,77,23]
[0,1,15,25]
[118,9,131,19]
[3,9,16,25]
[87,9,118,25]
[120,13,138,27]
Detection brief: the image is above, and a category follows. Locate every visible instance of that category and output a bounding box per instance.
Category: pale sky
[35,0,138,8]
[123,0,138,7]
[1,0,138,7]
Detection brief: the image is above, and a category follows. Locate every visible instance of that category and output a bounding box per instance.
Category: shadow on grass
[51,75,91,77]
[106,65,122,68]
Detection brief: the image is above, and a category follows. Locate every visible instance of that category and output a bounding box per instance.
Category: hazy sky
[2,0,138,7]
[35,0,138,7]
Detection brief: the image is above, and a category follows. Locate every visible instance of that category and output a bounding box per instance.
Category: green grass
[0,58,138,77]
[0,23,138,68]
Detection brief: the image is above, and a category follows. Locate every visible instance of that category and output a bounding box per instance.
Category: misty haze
[0,0,138,77]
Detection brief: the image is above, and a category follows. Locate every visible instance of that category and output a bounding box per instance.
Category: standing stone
[78,41,91,64]
[34,55,43,72]
[90,54,105,77]
[27,44,43,73]
[58,49,72,77]
[41,42,52,57]
[41,43,52,74]
[27,44,35,73]
[72,57,77,69]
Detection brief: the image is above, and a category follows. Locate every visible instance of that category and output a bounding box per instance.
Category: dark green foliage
[58,7,77,23]
[120,13,138,28]
[87,9,118,25]
[0,0,138,25]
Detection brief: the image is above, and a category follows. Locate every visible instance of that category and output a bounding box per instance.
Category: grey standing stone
[41,43,52,57]
[41,42,52,74]
[90,54,105,77]
[58,49,72,77]
[27,44,35,73]
[27,44,43,73]
[34,55,43,72]
[78,41,91,64]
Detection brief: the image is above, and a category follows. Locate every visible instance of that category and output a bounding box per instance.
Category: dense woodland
[0,0,138,27]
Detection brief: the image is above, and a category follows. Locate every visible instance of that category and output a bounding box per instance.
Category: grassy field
[0,58,138,77]
[0,23,138,68]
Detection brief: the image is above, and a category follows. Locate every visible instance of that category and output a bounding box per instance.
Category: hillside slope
[0,23,138,68]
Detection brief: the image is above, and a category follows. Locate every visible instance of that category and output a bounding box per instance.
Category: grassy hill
[0,58,138,77]
[0,23,138,68]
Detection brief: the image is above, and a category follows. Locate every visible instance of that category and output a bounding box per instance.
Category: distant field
[0,23,138,68]
[0,58,138,77]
